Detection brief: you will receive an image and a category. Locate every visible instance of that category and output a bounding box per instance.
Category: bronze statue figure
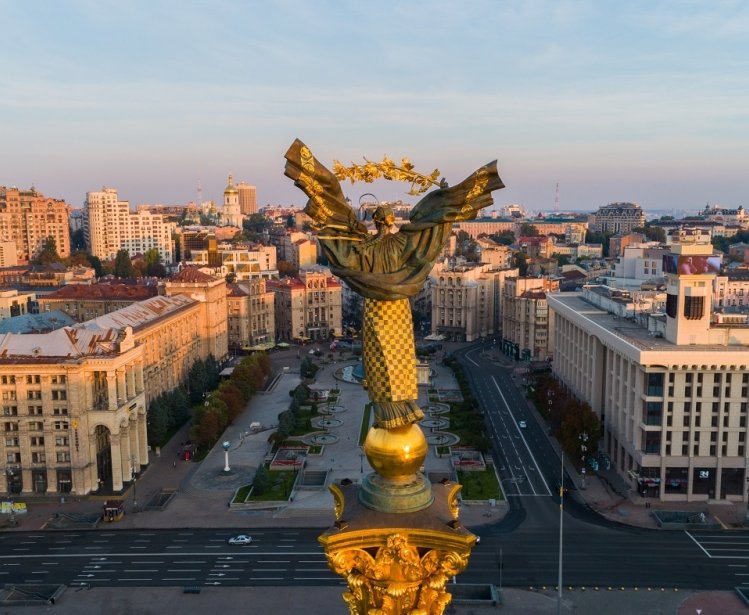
[284,139,504,431]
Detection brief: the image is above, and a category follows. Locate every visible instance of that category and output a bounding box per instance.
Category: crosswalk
[686,530,749,588]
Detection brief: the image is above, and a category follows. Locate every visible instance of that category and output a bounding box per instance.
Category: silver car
[227,534,252,545]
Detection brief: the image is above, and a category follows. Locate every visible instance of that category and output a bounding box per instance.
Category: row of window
[6,451,70,463]
[1,391,67,401]
[5,435,68,447]
[0,375,66,384]
[4,421,69,431]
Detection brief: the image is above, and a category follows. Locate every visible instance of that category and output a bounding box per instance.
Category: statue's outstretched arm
[284,139,368,237]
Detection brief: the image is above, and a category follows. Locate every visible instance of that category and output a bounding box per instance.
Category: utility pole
[557,451,564,615]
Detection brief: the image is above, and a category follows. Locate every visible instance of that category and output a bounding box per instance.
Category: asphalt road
[1,341,747,593]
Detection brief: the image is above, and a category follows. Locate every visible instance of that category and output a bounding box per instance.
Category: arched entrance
[94,425,113,492]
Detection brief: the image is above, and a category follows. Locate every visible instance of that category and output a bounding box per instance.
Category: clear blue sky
[2,1,748,214]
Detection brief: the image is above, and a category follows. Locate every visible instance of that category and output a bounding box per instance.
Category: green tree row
[189,353,272,451]
[529,373,601,463]
[146,386,191,446]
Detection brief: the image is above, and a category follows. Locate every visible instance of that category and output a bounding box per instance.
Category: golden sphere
[364,424,427,480]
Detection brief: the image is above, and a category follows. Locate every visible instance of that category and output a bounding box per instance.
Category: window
[5,437,19,447]
[54,421,69,430]
[28,406,42,416]
[31,452,46,463]
[1,375,15,384]
[56,452,71,463]
[27,390,42,400]
[2,406,17,416]
[29,421,44,431]
[51,375,66,384]
[646,373,664,396]
[51,391,67,401]
[684,296,704,320]
[53,407,68,416]
[30,436,44,446]
[55,436,69,447]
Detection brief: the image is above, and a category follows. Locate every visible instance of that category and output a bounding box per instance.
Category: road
[0,526,745,590]
[1,341,746,592]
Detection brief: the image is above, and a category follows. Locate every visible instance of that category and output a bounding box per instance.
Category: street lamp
[222,440,231,472]
[5,468,17,527]
[131,456,139,512]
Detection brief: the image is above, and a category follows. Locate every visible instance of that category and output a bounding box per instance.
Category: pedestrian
[173,460,176,469]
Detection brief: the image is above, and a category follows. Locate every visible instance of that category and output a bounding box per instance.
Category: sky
[1,1,748,215]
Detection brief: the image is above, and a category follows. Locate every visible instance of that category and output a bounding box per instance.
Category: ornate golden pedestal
[322,480,476,615]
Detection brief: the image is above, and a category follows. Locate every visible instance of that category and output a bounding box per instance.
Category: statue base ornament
[323,480,477,615]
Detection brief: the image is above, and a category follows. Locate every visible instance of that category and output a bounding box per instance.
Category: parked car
[227,534,252,545]
[518,420,527,429]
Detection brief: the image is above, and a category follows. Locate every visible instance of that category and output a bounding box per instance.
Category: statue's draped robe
[284,139,504,427]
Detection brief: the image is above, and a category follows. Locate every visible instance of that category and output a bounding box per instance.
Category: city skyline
[1,2,748,212]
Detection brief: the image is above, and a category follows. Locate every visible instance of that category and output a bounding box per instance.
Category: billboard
[662,254,721,275]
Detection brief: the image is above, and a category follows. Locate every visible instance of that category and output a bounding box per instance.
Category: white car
[518,420,527,429]
[227,534,252,545]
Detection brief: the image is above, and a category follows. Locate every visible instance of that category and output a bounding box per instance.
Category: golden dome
[224,174,238,195]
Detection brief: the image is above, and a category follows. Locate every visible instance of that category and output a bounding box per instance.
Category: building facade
[430,263,496,342]
[549,238,749,504]
[37,283,159,322]
[268,269,342,341]
[1,326,147,497]
[237,181,257,216]
[227,279,275,351]
[84,187,177,263]
[0,186,71,263]
[501,276,559,361]
[588,202,646,235]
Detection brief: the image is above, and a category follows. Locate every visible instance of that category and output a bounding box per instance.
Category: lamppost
[222,441,231,472]
[130,456,138,512]
[579,431,589,490]
[5,468,17,527]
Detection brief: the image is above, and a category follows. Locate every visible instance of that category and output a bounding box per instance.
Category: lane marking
[684,531,712,558]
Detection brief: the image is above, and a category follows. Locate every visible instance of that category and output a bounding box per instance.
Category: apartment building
[549,238,749,504]
[430,263,496,342]
[588,202,646,234]
[84,187,176,263]
[501,276,559,361]
[237,181,257,216]
[267,269,342,341]
[227,279,275,351]
[1,326,147,497]
[0,186,71,263]
[37,283,159,321]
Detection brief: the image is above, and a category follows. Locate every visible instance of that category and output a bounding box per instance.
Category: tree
[632,225,666,243]
[113,249,135,278]
[143,248,167,277]
[35,236,61,265]
[147,395,170,446]
[519,223,540,237]
[512,251,529,276]
[70,228,86,252]
[252,465,271,495]
[278,260,299,278]
[490,230,516,245]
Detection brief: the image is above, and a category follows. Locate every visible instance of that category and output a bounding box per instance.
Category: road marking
[250,576,283,580]
[124,569,158,573]
[684,531,713,558]
[492,376,551,496]
[258,560,290,563]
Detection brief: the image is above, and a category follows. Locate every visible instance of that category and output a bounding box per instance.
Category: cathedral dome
[224,175,238,195]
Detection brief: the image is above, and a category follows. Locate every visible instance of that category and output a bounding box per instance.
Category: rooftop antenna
[554,181,560,214]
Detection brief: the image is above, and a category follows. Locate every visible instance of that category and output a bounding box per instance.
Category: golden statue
[284,139,504,431]
[285,140,503,614]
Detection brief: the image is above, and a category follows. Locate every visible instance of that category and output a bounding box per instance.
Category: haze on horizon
[1,1,747,215]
